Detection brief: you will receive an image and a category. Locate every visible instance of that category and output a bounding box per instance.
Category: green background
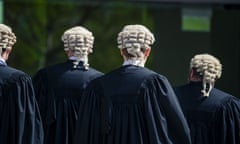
[3,0,240,97]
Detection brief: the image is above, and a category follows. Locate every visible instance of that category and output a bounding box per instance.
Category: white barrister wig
[0,24,16,53]
[190,54,222,96]
[117,24,155,58]
[61,26,94,69]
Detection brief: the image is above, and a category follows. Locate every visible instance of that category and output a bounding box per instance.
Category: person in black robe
[33,26,103,144]
[0,24,44,144]
[74,24,191,144]
[174,53,240,144]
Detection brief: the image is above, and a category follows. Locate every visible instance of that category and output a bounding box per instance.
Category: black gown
[33,60,103,144]
[74,65,191,144]
[0,64,44,144]
[174,82,240,144]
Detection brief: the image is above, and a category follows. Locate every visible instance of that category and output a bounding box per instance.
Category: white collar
[68,56,86,62]
[122,59,145,67]
[69,56,78,61]
[0,57,7,66]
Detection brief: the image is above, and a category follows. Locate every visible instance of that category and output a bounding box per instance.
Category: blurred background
[2,0,240,97]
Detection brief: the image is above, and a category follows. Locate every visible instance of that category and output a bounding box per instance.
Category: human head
[61,26,94,69]
[189,53,222,96]
[0,24,17,60]
[117,24,155,67]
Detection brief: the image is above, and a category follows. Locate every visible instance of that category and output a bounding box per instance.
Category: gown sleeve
[141,74,191,144]
[32,70,57,142]
[213,97,240,144]
[3,73,44,144]
[32,70,50,122]
[73,79,102,144]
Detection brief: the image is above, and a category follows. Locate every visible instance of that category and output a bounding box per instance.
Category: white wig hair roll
[117,24,155,66]
[61,26,94,69]
[190,54,222,96]
[0,24,16,54]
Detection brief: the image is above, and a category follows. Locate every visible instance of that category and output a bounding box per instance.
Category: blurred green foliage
[4,1,155,76]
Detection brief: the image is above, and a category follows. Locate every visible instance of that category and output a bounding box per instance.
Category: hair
[190,53,222,96]
[0,24,16,54]
[61,26,94,69]
[117,24,155,59]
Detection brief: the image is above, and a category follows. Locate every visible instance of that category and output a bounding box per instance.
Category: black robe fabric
[74,65,191,144]
[32,60,103,144]
[174,82,240,144]
[0,64,44,144]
